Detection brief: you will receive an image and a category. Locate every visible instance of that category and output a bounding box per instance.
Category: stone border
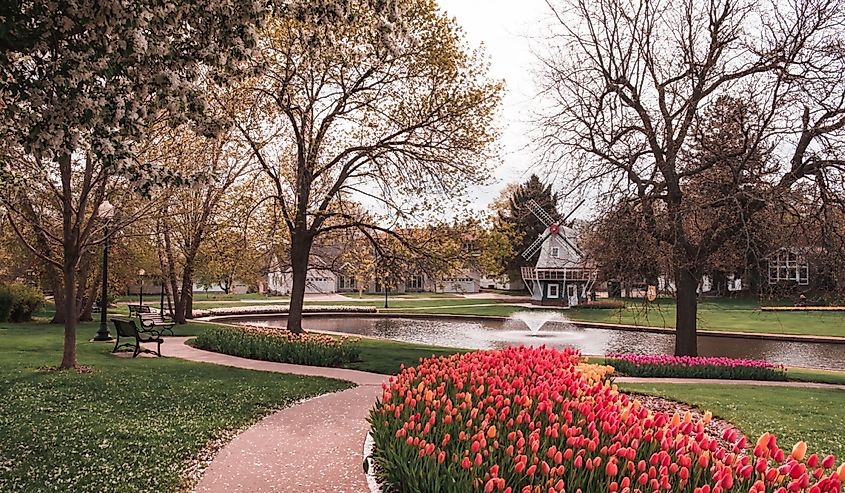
[207,311,845,345]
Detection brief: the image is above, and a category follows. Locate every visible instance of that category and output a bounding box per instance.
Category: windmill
[521,199,584,261]
[519,199,596,306]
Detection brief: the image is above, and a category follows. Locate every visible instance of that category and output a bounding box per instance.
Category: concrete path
[159,338,845,493]
[164,338,384,493]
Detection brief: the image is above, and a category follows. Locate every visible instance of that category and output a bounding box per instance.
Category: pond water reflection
[238,315,845,371]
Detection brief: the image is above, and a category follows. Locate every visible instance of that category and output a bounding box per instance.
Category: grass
[115,292,285,302]
[0,319,351,492]
[568,297,845,338]
[339,292,462,299]
[342,338,469,375]
[118,294,844,339]
[617,383,845,459]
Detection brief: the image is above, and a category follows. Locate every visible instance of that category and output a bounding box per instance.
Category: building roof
[533,225,594,270]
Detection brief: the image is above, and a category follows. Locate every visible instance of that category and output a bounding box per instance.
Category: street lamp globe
[97,200,116,220]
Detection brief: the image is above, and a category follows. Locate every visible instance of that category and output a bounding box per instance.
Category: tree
[0,0,268,368]
[149,123,253,323]
[234,1,502,333]
[537,0,845,355]
[500,175,560,280]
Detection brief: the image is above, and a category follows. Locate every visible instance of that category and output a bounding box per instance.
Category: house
[521,224,597,306]
[265,255,338,295]
[767,248,809,286]
[481,274,527,291]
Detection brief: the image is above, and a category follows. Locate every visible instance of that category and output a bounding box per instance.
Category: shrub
[0,283,44,322]
[369,346,843,493]
[191,304,378,317]
[606,354,787,381]
[191,325,360,367]
[573,300,625,309]
[0,286,12,322]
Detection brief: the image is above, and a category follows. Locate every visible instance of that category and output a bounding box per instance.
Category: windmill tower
[520,199,596,306]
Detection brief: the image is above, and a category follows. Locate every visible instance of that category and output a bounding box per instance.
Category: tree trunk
[60,254,78,369]
[79,269,100,322]
[674,267,699,357]
[287,234,313,334]
[48,268,65,324]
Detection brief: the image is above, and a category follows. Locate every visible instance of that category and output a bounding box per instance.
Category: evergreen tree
[501,174,560,279]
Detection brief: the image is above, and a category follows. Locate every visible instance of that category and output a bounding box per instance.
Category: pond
[232,315,845,371]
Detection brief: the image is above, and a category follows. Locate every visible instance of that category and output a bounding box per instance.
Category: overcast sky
[437,0,550,212]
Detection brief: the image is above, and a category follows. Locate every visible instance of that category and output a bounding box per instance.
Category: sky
[436,0,550,212]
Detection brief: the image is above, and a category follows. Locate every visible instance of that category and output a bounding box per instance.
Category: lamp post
[138,269,146,308]
[93,200,115,341]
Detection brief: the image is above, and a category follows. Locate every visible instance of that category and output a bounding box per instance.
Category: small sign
[647,285,657,301]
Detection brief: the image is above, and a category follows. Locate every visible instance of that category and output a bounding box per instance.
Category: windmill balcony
[521,266,596,281]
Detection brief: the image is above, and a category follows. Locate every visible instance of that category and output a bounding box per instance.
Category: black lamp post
[93,200,115,341]
[138,269,146,308]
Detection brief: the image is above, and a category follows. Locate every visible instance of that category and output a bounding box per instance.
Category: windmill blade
[560,199,586,226]
[559,234,583,258]
[522,231,550,260]
[526,199,555,227]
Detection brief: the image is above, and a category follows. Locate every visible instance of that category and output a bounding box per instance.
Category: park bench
[138,312,176,336]
[127,304,152,317]
[111,318,164,358]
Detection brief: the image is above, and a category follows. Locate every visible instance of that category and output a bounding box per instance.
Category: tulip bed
[605,354,787,381]
[191,325,361,367]
[192,304,378,317]
[369,346,844,493]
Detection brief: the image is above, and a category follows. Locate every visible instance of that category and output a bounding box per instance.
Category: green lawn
[568,298,845,337]
[0,320,351,492]
[343,338,469,375]
[617,383,845,459]
[339,292,462,299]
[115,292,285,303]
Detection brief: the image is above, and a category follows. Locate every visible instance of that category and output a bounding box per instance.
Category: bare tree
[233,4,502,333]
[536,0,845,355]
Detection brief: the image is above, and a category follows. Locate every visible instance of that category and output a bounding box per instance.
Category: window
[547,284,559,298]
[768,250,809,285]
[338,275,355,291]
[407,275,424,291]
[551,247,560,258]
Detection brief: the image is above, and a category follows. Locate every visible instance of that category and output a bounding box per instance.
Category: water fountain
[509,310,567,336]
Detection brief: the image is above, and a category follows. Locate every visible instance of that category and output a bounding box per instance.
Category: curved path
[161,338,845,493]
[164,338,384,493]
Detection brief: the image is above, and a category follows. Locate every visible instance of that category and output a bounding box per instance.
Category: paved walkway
[164,338,384,493]
[160,338,845,493]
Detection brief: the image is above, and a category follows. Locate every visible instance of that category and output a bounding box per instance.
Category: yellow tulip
[790,441,807,461]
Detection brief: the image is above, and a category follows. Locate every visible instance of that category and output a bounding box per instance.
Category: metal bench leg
[112,333,120,353]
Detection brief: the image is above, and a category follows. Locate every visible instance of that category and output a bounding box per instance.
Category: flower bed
[191,325,360,367]
[606,354,787,381]
[369,346,843,492]
[572,300,625,310]
[192,304,378,317]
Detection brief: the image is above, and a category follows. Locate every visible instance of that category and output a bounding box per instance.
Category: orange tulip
[790,441,807,461]
[837,462,845,481]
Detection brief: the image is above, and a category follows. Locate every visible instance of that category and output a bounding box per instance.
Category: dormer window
[551,246,560,258]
